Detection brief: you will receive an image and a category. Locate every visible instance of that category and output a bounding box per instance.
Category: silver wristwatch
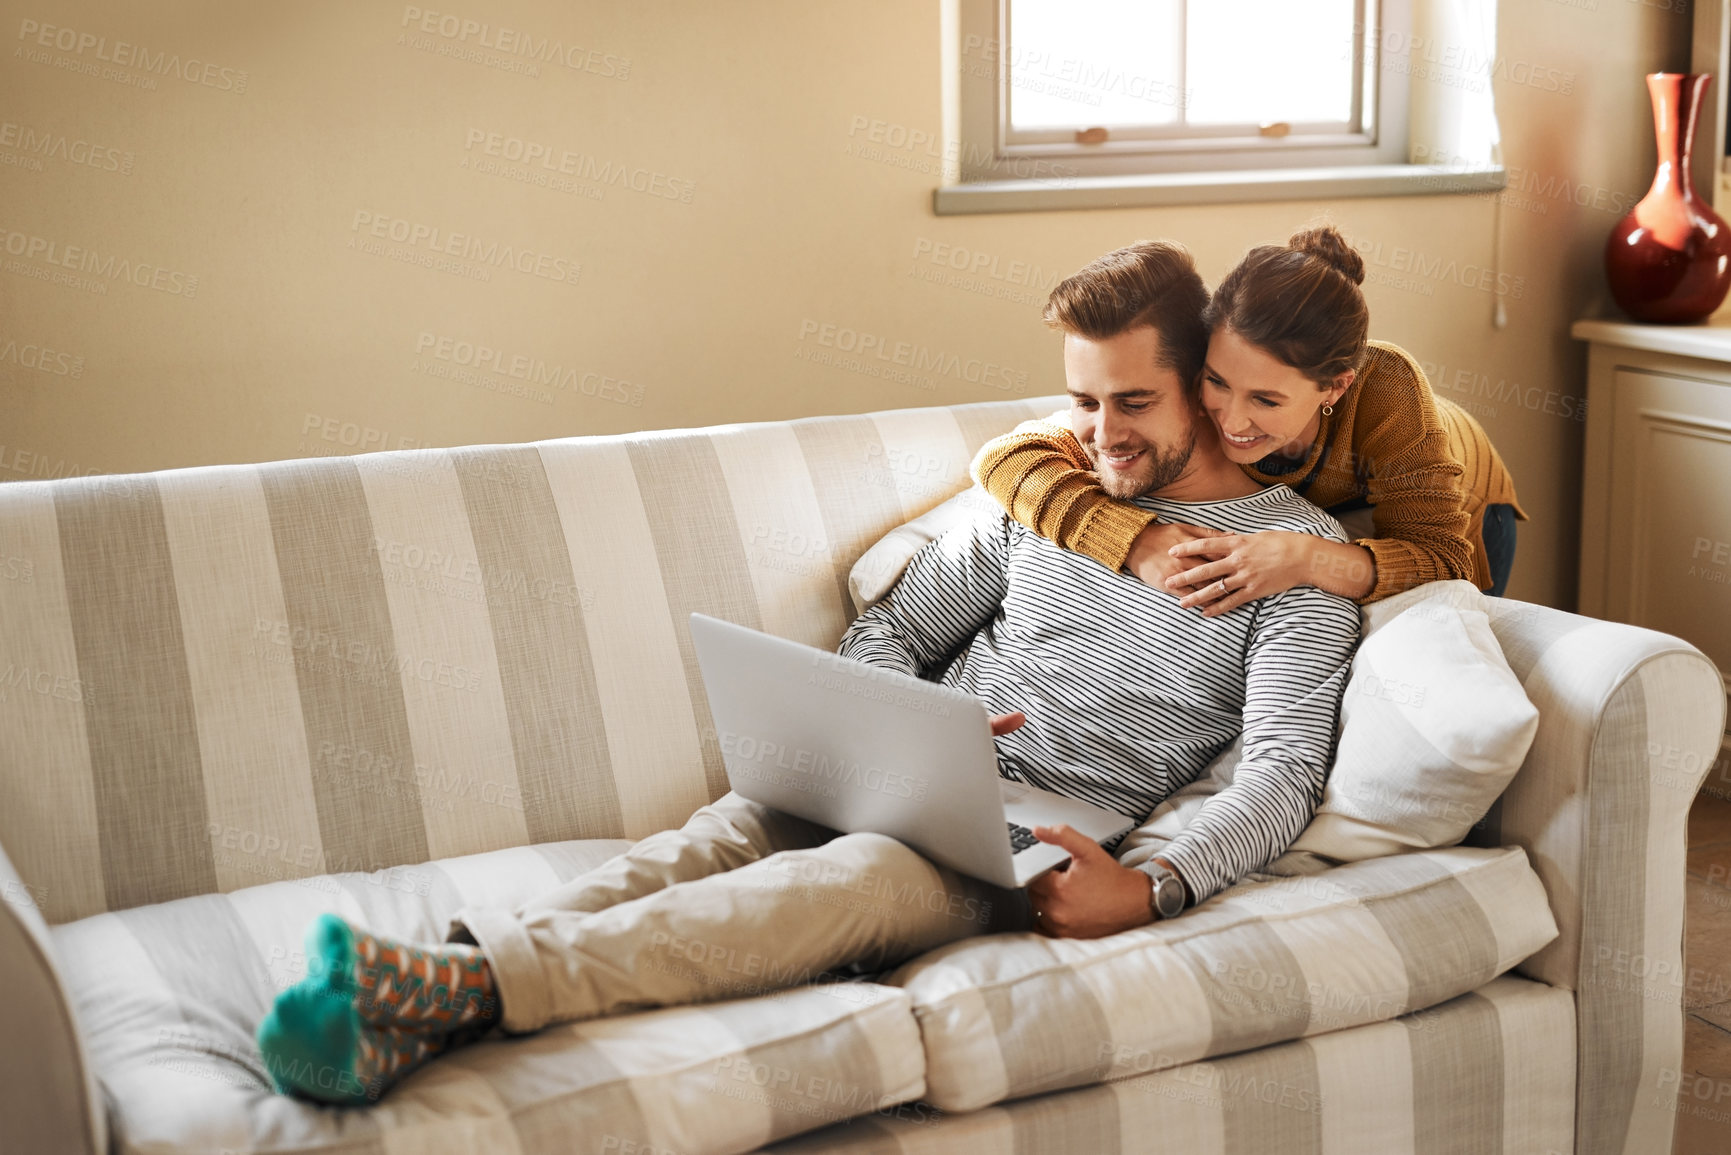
[1146,861,1187,920]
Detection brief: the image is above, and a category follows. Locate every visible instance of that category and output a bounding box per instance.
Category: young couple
[254,229,1519,1107]
[975,224,1523,611]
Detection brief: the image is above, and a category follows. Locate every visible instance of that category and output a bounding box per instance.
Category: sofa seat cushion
[52,838,927,1155]
[765,974,1576,1153]
[884,845,1558,1113]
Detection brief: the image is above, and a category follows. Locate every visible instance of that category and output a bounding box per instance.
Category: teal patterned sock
[255,913,497,1105]
[257,1002,455,1105]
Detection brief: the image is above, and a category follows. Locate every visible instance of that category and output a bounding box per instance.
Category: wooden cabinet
[1574,320,1731,731]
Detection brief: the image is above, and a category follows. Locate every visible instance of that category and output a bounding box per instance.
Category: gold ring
[1215,579,1228,595]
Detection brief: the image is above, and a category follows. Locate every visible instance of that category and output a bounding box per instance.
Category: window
[938,0,1504,213]
[1001,0,1385,171]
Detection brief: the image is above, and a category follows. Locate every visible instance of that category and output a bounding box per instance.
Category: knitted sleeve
[967,414,1157,572]
[1350,355,1478,602]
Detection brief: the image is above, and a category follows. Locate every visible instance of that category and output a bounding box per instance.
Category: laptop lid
[688,612,1024,887]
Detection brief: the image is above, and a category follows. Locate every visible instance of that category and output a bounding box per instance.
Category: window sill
[931,164,1506,216]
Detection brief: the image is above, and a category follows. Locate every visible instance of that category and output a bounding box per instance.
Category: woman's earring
[1321,403,1335,416]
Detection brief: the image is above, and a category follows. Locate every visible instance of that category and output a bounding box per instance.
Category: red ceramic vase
[1605,73,1731,324]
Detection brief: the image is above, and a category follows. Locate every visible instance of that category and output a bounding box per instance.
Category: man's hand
[1025,824,1157,939]
[1126,522,1225,594]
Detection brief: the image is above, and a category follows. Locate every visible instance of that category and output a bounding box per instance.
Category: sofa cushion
[54,838,927,1155]
[1288,579,1539,862]
[883,845,1557,1113]
[764,974,1576,1154]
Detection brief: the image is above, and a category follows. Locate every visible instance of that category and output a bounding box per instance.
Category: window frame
[935,0,1502,213]
[993,0,1389,171]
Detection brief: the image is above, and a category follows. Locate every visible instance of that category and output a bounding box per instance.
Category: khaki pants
[452,791,1033,1033]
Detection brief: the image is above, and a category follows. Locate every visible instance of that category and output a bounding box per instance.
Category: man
[255,240,1361,1106]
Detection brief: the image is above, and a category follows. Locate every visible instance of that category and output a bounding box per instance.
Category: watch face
[1155,877,1185,918]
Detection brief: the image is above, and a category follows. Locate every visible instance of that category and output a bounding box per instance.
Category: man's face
[1064,326,1198,499]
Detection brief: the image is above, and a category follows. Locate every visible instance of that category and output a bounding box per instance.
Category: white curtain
[1406,0,1502,168]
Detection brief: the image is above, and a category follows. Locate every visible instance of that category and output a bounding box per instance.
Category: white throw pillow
[1139,580,1538,873]
[847,484,1002,615]
[1283,579,1539,863]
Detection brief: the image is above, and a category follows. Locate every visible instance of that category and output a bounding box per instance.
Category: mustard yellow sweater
[969,340,1526,603]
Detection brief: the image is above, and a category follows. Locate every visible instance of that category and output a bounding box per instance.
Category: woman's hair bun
[1289,225,1364,286]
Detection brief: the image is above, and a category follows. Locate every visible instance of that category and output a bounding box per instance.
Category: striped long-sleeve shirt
[838,483,1361,905]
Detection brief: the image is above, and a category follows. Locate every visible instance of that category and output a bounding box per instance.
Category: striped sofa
[0,396,1722,1155]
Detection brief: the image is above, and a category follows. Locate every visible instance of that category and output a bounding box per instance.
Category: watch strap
[1145,861,1186,919]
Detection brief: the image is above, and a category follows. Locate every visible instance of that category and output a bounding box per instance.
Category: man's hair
[1042,241,1211,392]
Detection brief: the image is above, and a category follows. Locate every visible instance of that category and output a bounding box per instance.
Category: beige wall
[0,1,1688,608]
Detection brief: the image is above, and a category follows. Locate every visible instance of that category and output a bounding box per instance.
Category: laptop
[688,612,1138,889]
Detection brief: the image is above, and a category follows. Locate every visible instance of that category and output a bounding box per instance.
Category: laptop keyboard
[1007,821,1040,854]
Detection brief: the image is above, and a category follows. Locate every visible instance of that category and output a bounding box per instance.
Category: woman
[972,226,1525,613]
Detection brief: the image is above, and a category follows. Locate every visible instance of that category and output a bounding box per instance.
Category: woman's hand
[1166,532,1376,614]
[1167,531,1312,616]
[1125,521,1226,593]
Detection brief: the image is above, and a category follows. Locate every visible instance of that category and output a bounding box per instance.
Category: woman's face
[1200,326,1334,464]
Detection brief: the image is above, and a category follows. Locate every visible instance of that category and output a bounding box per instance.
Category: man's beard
[1087,428,1196,499]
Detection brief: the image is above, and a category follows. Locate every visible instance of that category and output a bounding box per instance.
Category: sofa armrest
[0,838,106,1155]
[1467,599,1725,1155]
